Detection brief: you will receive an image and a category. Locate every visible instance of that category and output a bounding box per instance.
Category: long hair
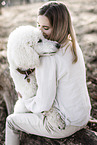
[38,1,78,63]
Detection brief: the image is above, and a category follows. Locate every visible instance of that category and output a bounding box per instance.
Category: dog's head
[7,25,60,69]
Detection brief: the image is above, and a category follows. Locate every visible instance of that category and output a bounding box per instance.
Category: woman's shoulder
[39,54,56,68]
[39,40,83,67]
[54,41,73,63]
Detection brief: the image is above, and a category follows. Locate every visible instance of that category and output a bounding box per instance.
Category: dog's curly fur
[7,25,58,113]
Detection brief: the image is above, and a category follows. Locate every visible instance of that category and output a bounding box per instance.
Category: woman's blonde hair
[38,1,78,63]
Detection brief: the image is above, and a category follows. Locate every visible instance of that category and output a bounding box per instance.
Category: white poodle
[7,25,60,114]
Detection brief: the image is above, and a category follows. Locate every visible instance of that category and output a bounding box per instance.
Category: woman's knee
[6,114,14,123]
[6,114,17,130]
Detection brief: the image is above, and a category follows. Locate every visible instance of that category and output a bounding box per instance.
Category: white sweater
[24,41,91,126]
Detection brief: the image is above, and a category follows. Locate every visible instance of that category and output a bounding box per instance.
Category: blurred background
[0,0,97,144]
[0,0,54,11]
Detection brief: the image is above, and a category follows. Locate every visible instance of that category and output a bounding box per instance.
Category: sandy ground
[0,0,97,144]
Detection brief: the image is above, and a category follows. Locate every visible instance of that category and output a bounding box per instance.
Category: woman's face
[37,15,53,39]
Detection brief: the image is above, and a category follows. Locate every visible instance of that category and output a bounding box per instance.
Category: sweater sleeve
[23,56,57,113]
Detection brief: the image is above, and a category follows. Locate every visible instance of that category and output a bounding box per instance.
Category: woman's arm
[23,56,57,113]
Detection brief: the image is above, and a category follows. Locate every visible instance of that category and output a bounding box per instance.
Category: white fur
[7,25,58,113]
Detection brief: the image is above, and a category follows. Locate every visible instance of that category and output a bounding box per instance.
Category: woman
[5,1,91,144]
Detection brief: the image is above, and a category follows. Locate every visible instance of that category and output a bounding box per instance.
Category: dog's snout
[55,43,60,49]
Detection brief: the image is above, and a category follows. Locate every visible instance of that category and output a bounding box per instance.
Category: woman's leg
[5,120,20,145]
[5,113,85,145]
[5,113,47,145]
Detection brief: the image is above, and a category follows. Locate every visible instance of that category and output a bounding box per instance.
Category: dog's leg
[14,98,29,114]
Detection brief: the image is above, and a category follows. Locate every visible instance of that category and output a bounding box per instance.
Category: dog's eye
[38,39,42,43]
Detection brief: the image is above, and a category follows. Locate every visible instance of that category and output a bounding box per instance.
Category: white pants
[5,113,85,145]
